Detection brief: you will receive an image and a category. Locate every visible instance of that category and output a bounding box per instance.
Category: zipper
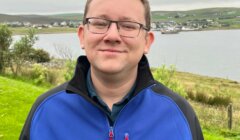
[109,127,114,140]
[75,83,157,140]
[113,83,157,125]
[109,128,129,140]
[110,84,156,140]
[124,133,129,140]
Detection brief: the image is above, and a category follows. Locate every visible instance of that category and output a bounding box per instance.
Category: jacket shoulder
[151,82,204,140]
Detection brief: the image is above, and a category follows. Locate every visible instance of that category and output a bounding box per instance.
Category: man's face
[78,0,154,75]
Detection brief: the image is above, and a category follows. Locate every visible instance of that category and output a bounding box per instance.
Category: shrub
[195,92,210,104]
[46,69,59,85]
[187,83,232,107]
[31,64,48,85]
[0,24,12,73]
[186,88,195,100]
[30,49,51,63]
[153,65,187,98]
[64,60,76,81]
[208,95,232,107]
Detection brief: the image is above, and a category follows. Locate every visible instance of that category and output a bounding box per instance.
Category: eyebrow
[93,15,138,22]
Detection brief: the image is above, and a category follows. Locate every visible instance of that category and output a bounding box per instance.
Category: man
[20,0,204,139]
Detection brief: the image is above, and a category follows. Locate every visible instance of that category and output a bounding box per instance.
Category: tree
[0,24,12,73]
[10,28,38,75]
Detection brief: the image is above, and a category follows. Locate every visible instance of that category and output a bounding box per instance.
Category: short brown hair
[82,0,151,30]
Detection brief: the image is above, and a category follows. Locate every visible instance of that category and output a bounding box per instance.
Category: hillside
[152,7,240,20]
[0,14,68,24]
[151,8,240,29]
[47,13,83,21]
[1,7,240,23]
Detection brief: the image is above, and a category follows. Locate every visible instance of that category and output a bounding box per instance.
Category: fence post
[227,103,233,130]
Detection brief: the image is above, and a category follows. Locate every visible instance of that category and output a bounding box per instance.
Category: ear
[78,25,85,49]
[144,31,154,54]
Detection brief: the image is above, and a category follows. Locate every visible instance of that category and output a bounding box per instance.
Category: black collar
[66,55,155,97]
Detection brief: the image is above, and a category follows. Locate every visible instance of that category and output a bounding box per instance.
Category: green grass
[203,128,240,140]
[0,76,47,140]
[203,129,227,140]
[174,71,240,140]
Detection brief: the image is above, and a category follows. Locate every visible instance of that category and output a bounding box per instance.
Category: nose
[103,22,121,44]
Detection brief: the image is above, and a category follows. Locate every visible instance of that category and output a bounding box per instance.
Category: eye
[120,22,139,31]
[90,19,109,29]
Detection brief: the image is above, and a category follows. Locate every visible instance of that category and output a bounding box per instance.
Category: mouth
[99,49,127,53]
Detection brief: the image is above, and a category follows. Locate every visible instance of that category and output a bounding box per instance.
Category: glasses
[83,17,149,38]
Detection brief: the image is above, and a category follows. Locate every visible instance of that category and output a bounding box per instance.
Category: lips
[99,49,126,53]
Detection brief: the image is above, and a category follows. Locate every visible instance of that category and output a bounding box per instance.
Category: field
[175,71,240,140]
[0,70,240,139]
[0,76,48,140]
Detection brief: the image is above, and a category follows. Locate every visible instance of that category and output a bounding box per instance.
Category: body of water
[13,30,240,82]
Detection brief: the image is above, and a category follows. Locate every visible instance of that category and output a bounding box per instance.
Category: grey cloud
[0,0,240,14]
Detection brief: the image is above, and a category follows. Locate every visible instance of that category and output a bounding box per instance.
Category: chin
[102,68,123,74]
[97,65,124,74]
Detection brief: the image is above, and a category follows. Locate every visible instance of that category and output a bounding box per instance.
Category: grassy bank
[0,76,48,140]
[0,71,240,139]
[175,71,240,140]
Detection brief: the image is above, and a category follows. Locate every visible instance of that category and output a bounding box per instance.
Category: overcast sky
[1,0,240,14]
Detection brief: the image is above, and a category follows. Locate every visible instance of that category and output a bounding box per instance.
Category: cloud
[0,0,85,14]
[150,0,240,11]
[0,0,240,14]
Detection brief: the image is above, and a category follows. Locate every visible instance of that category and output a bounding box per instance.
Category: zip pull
[124,133,129,140]
[109,127,114,140]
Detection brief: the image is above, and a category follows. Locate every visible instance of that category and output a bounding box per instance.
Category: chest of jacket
[30,87,192,140]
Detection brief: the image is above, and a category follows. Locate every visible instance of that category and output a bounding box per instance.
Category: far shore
[10,27,240,35]
[10,27,78,35]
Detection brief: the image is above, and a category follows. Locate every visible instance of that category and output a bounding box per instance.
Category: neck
[90,67,137,110]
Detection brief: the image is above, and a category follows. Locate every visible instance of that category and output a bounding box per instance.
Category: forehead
[87,0,145,22]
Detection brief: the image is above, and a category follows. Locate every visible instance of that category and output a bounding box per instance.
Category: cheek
[84,34,103,48]
[125,38,146,52]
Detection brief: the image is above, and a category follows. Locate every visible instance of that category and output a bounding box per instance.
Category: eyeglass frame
[82,17,150,38]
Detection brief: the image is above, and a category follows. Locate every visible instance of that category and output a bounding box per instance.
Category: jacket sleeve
[19,83,68,140]
[194,116,204,140]
[19,110,32,140]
